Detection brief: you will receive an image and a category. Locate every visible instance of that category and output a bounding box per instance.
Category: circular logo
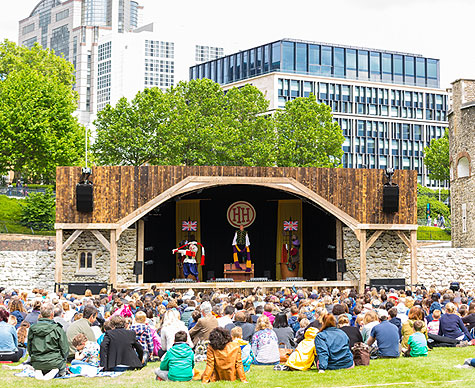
[227,201,256,228]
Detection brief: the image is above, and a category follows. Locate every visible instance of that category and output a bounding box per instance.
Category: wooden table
[223,263,254,281]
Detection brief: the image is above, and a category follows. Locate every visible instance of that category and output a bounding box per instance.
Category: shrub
[417,195,450,223]
[20,188,55,231]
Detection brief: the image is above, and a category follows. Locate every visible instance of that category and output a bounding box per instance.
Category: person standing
[232,225,252,271]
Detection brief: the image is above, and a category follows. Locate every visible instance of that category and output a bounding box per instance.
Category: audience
[251,315,280,365]
[0,309,23,362]
[155,331,194,381]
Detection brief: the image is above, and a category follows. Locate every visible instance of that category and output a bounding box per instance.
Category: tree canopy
[0,40,85,182]
[423,129,449,181]
[93,79,344,168]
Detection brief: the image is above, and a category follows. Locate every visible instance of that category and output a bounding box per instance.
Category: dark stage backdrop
[143,185,336,283]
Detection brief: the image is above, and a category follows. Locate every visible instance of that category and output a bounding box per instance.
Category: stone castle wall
[449,79,475,248]
[62,229,137,284]
[342,228,411,283]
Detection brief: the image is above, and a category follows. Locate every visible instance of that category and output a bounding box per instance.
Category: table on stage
[223,263,254,281]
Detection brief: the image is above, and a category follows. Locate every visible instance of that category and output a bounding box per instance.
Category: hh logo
[227,201,256,228]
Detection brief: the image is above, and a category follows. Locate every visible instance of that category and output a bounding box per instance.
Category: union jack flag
[284,220,298,231]
[182,220,197,231]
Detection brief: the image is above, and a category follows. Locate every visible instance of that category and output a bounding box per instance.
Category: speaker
[383,185,399,213]
[370,278,405,290]
[133,261,143,276]
[68,282,107,295]
[76,183,93,212]
[337,259,347,273]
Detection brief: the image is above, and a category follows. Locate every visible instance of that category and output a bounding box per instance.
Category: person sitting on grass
[427,309,441,335]
[314,314,354,373]
[284,326,318,371]
[71,333,100,367]
[202,327,248,383]
[405,320,428,357]
[154,331,194,382]
[0,309,24,362]
[251,315,280,365]
[367,309,400,358]
[231,326,254,372]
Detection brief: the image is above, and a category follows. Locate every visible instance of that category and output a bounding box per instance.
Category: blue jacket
[314,327,353,371]
[439,313,472,340]
[0,321,19,352]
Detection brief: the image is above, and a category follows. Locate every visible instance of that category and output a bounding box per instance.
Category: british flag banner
[283,220,298,231]
[182,220,197,231]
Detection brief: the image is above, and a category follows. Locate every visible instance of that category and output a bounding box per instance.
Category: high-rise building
[19,0,143,125]
[190,39,448,187]
[19,1,224,126]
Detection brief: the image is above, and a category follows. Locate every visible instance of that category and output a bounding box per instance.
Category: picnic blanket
[14,365,124,379]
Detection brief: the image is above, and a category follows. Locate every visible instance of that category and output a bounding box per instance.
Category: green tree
[274,94,344,167]
[423,129,449,181]
[20,188,56,231]
[0,40,85,182]
[93,79,275,167]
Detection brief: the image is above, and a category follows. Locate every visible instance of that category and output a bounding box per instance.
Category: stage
[117,280,359,293]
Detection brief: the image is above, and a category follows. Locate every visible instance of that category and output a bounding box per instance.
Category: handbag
[279,343,293,363]
[351,342,370,366]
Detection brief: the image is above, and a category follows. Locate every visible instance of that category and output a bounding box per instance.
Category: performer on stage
[172,235,205,281]
[232,225,251,272]
[287,234,300,271]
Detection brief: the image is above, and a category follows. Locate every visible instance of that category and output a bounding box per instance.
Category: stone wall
[62,229,137,284]
[342,228,411,284]
[0,235,55,291]
[417,247,475,288]
[449,79,475,247]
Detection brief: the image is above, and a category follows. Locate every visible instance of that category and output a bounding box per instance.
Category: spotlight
[385,167,395,185]
[144,260,155,265]
[326,258,336,263]
[327,244,336,250]
[145,246,154,252]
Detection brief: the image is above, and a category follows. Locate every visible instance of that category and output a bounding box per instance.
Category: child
[71,333,100,367]
[155,331,194,381]
[284,326,318,371]
[405,320,428,357]
[427,309,441,335]
[388,307,402,339]
[231,326,254,372]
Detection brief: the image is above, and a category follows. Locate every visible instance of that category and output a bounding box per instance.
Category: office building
[190,39,448,186]
[19,0,143,125]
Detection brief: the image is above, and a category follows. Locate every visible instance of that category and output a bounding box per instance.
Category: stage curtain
[276,199,303,280]
[175,200,202,281]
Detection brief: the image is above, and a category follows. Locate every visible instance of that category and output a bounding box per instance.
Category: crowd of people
[0,284,474,381]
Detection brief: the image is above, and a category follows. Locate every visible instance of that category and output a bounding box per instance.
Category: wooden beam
[137,220,145,283]
[91,230,111,251]
[357,224,418,231]
[55,223,118,230]
[359,229,367,293]
[55,229,63,287]
[110,229,118,287]
[410,230,418,291]
[336,220,343,281]
[61,230,83,253]
[396,231,411,248]
[366,230,383,250]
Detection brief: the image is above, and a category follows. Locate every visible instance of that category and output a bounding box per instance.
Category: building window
[56,9,70,22]
[77,250,96,275]
[457,156,470,178]
[22,23,35,35]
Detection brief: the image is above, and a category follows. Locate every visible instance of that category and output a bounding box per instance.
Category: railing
[0,187,56,198]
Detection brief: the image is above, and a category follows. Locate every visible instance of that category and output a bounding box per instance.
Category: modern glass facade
[190,39,440,89]
[82,0,111,27]
[190,39,447,187]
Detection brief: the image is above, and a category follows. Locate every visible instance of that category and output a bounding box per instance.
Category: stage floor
[118,280,358,292]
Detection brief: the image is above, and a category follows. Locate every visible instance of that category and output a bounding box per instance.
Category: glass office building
[190,39,448,187]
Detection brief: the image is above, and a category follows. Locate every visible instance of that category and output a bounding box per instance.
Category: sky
[1,0,474,89]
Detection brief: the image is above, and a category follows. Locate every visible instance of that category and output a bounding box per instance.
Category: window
[393,55,403,83]
[370,52,380,77]
[56,9,69,22]
[309,44,320,74]
[334,48,344,77]
[457,156,470,178]
[77,250,96,275]
[282,41,294,71]
[271,42,281,70]
[358,51,368,80]
[321,46,332,75]
[296,43,307,72]
[346,49,357,78]
[22,23,35,35]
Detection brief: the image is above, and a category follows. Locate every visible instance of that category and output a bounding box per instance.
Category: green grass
[417,226,451,241]
[2,347,475,387]
[0,195,54,235]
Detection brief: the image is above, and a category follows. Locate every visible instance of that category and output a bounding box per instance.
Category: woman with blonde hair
[160,309,193,353]
[62,301,76,322]
[251,315,279,365]
[439,302,473,341]
[361,310,379,343]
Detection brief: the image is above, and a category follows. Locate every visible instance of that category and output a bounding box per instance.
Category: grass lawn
[0,195,54,235]
[2,347,475,388]
[417,226,451,241]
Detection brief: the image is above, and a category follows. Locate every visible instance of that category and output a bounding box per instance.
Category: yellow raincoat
[285,327,318,370]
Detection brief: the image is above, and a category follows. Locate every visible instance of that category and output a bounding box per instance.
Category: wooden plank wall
[56,166,417,225]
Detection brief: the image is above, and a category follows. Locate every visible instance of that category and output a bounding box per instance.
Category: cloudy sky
[2,0,474,89]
